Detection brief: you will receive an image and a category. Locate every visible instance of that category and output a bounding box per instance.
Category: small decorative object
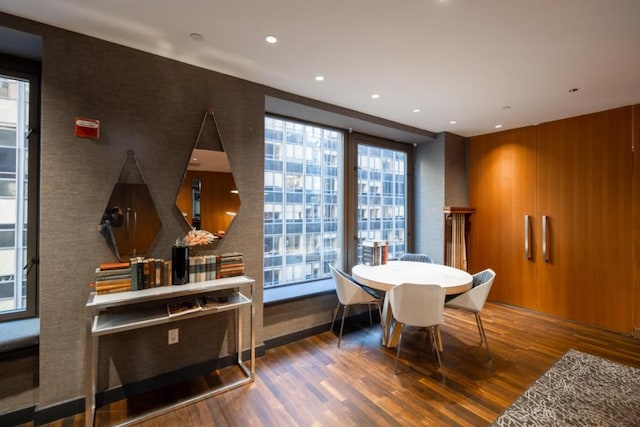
[181,228,217,247]
[172,229,216,285]
[171,245,189,285]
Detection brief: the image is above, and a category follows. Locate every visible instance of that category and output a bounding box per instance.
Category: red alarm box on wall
[74,117,100,139]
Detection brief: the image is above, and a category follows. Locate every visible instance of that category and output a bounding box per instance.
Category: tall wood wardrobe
[469,105,640,335]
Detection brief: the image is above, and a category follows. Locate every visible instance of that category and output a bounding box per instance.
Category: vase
[172,245,189,285]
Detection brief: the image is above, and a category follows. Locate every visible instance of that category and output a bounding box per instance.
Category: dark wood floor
[25,302,640,426]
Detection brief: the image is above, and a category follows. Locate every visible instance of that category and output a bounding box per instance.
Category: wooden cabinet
[469,126,538,310]
[470,107,634,334]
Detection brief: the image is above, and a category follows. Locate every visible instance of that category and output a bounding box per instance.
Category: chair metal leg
[394,323,405,374]
[330,301,341,332]
[338,305,349,348]
[368,304,373,326]
[431,325,446,382]
[475,313,492,360]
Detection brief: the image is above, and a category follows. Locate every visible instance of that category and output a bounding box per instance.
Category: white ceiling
[2,0,640,137]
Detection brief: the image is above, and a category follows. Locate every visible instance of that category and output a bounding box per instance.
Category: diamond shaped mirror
[99,150,162,261]
[176,108,240,240]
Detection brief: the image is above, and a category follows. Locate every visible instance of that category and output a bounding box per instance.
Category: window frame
[0,57,40,322]
[345,132,414,273]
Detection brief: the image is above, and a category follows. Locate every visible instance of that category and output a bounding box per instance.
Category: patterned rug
[493,349,640,426]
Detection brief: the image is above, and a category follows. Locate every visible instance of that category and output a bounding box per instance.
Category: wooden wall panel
[536,107,633,333]
[633,104,640,336]
[470,107,635,335]
[469,127,538,309]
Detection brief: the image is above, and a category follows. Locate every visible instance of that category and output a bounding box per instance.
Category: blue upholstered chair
[399,253,433,263]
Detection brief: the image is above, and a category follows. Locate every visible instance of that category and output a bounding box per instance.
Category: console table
[85,275,255,426]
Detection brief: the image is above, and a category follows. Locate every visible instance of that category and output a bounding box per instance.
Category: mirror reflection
[175,109,240,239]
[100,150,162,261]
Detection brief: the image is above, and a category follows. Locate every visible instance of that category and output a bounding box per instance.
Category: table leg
[380,293,401,348]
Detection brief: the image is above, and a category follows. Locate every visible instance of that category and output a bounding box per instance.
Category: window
[264,116,343,288]
[355,144,408,262]
[0,69,39,322]
[264,115,413,291]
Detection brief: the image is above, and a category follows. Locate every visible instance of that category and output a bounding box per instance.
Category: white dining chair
[389,283,446,380]
[444,268,496,360]
[329,264,382,348]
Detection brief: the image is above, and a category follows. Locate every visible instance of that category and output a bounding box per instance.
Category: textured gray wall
[414,135,446,263]
[444,132,469,206]
[414,133,469,263]
[0,12,267,411]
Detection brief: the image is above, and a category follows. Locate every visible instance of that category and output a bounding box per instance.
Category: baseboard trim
[0,405,35,426]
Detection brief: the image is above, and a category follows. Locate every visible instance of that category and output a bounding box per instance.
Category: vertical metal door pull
[524,215,531,259]
[542,215,549,262]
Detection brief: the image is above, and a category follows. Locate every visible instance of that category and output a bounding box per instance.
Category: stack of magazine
[166,292,234,317]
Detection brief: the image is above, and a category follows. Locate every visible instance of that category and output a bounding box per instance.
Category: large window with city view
[0,71,38,321]
[264,116,344,288]
[356,144,408,263]
[264,116,411,290]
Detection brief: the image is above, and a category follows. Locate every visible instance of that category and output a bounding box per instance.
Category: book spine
[130,258,138,291]
[142,259,150,289]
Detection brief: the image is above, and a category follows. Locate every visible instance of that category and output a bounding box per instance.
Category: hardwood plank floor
[23,303,640,426]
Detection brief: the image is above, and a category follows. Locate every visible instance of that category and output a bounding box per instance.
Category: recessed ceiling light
[412,108,421,113]
[315,75,325,81]
[449,120,457,124]
[265,35,278,44]
[495,124,503,129]
[502,105,511,110]
[569,88,579,93]
[190,33,204,41]
[371,94,380,99]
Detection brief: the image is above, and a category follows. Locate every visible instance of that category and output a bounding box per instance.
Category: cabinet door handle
[542,215,550,262]
[524,215,531,259]
[126,209,131,233]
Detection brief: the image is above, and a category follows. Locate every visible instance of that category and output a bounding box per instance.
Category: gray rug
[493,349,640,426]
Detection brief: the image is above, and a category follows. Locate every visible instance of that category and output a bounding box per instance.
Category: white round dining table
[352,260,472,294]
[351,261,473,347]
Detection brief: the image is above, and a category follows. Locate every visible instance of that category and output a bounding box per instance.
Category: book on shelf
[165,260,172,286]
[98,261,130,271]
[149,258,157,288]
[166,298,202,317]
[96,267,131,277]
[216,252,244,278]
[94,279,132,294]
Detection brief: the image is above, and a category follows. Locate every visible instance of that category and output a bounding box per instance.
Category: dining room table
[352,260,473,348]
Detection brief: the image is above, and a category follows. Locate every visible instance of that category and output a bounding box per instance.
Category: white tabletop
[352,261,472,295]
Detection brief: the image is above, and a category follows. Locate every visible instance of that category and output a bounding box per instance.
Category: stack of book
[188,255,219,283]
[130,258,173,290]
[216,252,245,278]
[362,240,388,266]
[94,262,132,294]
